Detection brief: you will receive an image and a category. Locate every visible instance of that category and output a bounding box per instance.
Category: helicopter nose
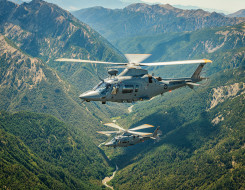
[79,91,101,101]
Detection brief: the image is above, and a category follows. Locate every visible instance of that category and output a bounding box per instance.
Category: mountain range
[73,3,245,42]
[20,0,144,10]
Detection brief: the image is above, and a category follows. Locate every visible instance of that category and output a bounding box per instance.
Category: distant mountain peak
[125,3,176,10]
[158,3,175,10]
[228,9,245,17]
[31,0,43,2]
[125,3,147,9]
[122,3,219,18]
[28,0,45,6]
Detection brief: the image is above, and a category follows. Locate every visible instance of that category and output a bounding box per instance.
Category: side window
[122,85,134,93]
[111,85,119,95]
[135,85,139,92]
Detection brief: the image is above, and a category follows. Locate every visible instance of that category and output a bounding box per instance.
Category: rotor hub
[108,69,118,76]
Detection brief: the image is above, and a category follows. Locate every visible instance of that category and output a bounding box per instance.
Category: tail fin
[153,126,160,138]
[191,59,212,80]
[191,63,206,80]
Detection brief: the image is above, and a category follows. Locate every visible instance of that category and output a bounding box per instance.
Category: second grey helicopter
[97,123,161,148]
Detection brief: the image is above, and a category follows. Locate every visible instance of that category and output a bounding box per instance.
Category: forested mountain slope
[0,111,111,189]
[114,22,245,79]
[0,1,127,188]
[0,34,113,141]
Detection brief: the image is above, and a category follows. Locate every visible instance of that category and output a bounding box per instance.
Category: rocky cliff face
[0,33,104,130]
[0,35,46,91]
[0,0,127,120]
[0,0,125,92]
[0,0,121,59]
[73,3,245,41]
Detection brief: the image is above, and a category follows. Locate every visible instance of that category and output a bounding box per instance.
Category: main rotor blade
[129,124,155,131]
[125,54,151,63]
[104,123,125,131]
[55,58,127,65]
[97,131,120,135]
[128,131,152,136]
[140,59,212,66]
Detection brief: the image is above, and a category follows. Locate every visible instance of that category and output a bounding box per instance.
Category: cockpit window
[93,81,103,90]
[111,84,119,95]
[93,82,111,93]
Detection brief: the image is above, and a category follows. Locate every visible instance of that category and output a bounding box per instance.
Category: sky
[141,0,245,13]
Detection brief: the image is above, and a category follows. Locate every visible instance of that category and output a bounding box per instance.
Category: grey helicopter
[97,123,161,148]
[56,54,212,104]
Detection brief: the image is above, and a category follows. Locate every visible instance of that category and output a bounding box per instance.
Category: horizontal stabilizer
[186,82,200,86]
[128,131,152,136]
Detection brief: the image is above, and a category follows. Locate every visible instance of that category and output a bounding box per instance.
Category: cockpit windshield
[93,82,111,93]
[111,138,116,143]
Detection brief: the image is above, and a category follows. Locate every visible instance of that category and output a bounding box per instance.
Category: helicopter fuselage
[56,54,210,104]
[105,133,151,147]
[79,67,202,103]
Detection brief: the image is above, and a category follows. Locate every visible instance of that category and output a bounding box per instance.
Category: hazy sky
[142,0,245,13]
